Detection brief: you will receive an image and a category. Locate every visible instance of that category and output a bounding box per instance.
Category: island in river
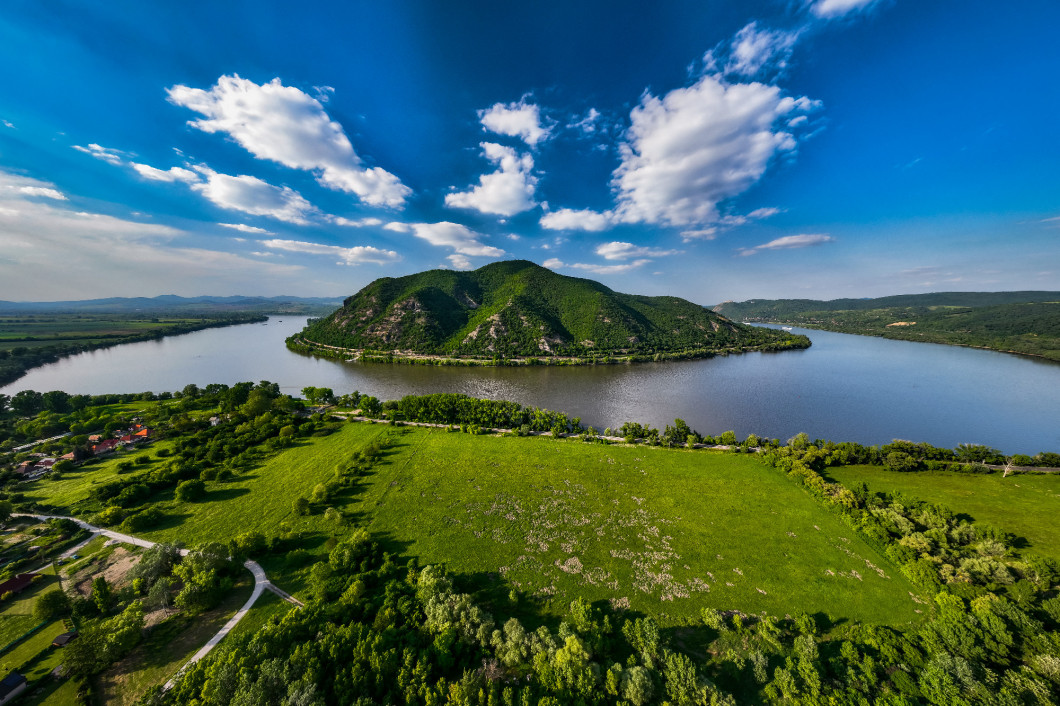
[288,260,810,366]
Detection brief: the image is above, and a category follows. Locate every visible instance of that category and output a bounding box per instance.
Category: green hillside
[291,260,808,361]
[713,292,1060,360]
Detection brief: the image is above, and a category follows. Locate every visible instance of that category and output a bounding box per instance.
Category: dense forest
[293,260,809,362]
[713,292,1060,361]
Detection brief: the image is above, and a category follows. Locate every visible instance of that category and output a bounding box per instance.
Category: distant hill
[292,260,808,362]
[0,295,343,316]
[713,292,1060,361]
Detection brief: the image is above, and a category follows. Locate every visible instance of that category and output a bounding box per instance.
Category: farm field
[825,465,1060,561]
[0,315,253,351]
[24,420,928,627]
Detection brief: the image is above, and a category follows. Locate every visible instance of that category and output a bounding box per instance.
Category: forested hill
[292,260,807,361]
[713,292,1060,361]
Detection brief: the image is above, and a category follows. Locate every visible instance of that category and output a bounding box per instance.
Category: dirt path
[13,513,301,691]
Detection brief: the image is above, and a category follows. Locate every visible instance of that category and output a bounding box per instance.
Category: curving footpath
[13,513,301,691]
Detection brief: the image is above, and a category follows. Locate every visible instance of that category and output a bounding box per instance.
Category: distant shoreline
[286,334,811,367]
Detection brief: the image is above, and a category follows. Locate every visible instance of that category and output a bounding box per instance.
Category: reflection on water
[3,317,1059,454]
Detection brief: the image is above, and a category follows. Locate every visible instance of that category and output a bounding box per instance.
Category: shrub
[175,479,207,503]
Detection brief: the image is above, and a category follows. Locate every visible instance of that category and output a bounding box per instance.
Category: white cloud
[384,221,411,233]
[479,99,551,146]
[680,208,779,241]
[595,241,679,261]
[331,216,383,227]
[445,143,537,216]
[748,206,782,220]
[539,208,612,232]
[810,0,880,18]
[680,228,719,242]
[543,258,651,275]
[613,74,818,227]
[72,143,125,165]
[218,223,272,234]
[569,108,601,135]
[131,162,199,183]
[2,120,14,129]
[191,171,316,224]
[0,170,301,299]
[446,254,473,270]
[167,74,411,207]
[738,233,834,255]
[401,221,505,258]
[261,238,400,265]
[724,23,800,77]
[16,186,67,200]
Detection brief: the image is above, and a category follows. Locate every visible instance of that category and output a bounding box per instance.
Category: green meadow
[825,465,1060,561]
[30,422,925,627]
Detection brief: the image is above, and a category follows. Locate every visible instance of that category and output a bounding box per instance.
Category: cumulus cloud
[543,258,651,275]
[261,238,400,265]
[479,99,552,146]
[738,233,834,256]
[16,186,67,200]
[0,170,301,299]
[404,221,504,258]
[191,170,317,224]
[445,143,537,216]
[724,22,800,77]
[446,254,473,270]
[613,73,818,227]
[72,143,125,165]
[131,163,199,183]
[167,74,411,207]
[218,223,272,234]
[809,0,880,18]
[595,241,679,261]
[539,208,612,232]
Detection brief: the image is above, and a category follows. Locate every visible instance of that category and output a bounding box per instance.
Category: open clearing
[35,421,929,626]
[825,465,1060,561]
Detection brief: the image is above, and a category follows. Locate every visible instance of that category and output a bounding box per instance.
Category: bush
[34,589,71,621]
[175,479,207,502]
[96,506,125,526]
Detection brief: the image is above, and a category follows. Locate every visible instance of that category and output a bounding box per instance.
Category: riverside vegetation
[713,291,1060,361]
[0,387,1058,704]
[289,261,810,365]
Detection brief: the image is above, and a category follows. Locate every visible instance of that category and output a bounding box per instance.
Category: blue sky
[1,0,1057,303]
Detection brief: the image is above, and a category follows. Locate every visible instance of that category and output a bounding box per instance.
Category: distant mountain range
[292,260,807,361]
[713,291,1060,361]
[0,295,343,316]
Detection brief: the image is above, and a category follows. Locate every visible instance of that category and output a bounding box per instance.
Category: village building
[0,672,27,705]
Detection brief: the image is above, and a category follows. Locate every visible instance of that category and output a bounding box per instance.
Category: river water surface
[2,317,1057,454]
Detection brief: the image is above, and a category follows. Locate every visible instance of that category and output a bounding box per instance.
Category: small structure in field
[0,672,27,705]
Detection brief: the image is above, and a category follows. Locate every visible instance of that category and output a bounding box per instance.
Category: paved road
[13,513,301,690]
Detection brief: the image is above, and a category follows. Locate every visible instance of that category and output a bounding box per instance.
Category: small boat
[781,326,793,332]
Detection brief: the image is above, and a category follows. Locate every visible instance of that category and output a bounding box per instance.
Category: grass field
[825,466,1060,561]
[340,427,922,625]
[20,421,928,627]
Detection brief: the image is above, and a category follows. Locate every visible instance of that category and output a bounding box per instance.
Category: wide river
[2,317,1058,454]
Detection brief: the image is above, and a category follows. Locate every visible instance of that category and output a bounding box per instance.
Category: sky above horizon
[1,0,1058,304]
